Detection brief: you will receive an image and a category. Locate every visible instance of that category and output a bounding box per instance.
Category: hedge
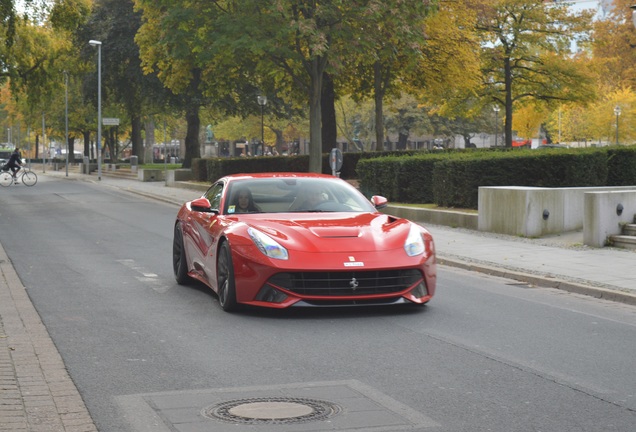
[191,145,636,209]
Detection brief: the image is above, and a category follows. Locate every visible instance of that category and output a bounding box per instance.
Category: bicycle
[0,166,38,187]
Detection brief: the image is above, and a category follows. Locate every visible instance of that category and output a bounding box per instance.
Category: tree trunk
[144,119,155,164]
[504,57,513,148]
[35,135,39,159]
[183,105,201,168]
[131,115,143,159]
[272,128,285,153]
[83,131,91,158]
[374,61,386,152]
[308,57,324,173]
[106,128,117,162]
[309,58,323,173]
[68,136,75,162]
[397,132,408,150]
[321,72,337,153]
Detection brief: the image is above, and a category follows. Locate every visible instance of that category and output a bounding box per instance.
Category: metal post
[614,105,621,145]
[616,113,619,145]
[260,106,264,154]
[493,105,500,147]
[97,44,102,180]
[257,95,267,156]
[558,107,561,144]
[164,120,167,185]
[64,71,69,177]
[89,40,102,180]
[42,113,46,173]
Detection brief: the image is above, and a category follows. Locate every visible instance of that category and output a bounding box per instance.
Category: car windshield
[224,178,376,214]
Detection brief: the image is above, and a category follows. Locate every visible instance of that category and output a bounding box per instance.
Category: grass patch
[139,163,182,170]
[392,202,478,213]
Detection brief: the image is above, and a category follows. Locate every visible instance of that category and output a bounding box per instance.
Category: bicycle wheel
[21,171,37,186]
[0,172,13,187]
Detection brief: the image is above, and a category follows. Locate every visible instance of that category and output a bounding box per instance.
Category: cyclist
[6,148,22,178]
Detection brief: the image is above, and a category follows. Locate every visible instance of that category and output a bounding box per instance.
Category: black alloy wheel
[173,222,192,284]
[217,241,238,312]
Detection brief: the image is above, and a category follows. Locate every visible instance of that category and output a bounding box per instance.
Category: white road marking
[117,259,171,293]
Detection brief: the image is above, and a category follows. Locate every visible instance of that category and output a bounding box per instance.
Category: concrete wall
[584,190,636,247]
[165,169,193,186]
[138,169,165,182]
[78,163,98,174]
[478,186,636,237]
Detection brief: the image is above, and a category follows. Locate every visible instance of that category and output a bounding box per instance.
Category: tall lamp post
[257,95,267,156]
[493,105,500,147]
[89,40,102,180]
[64,71,69,177]
[614,105,621,145]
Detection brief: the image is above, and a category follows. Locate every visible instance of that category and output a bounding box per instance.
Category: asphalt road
[1,176,635,432]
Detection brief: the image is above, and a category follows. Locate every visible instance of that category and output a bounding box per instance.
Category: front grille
[267,269,422,297]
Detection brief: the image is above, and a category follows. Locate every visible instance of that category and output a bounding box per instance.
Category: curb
[438,256,636,306]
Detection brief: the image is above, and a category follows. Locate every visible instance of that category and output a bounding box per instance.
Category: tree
[341,1,437,151]
[477,0,596,147]
[591,0,636,90]
[135,0,231,168]
[219,1,364,172]
[1,3,74,159]
[513,102,546,141]
[384,94,431,150]
[79,0,170,162]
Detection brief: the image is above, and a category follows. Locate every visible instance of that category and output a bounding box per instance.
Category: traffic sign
[102,118,120,126]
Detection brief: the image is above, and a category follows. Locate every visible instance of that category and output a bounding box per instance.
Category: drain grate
[202,397,342,425]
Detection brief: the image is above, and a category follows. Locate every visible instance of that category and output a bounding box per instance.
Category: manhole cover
[203,397,342,425]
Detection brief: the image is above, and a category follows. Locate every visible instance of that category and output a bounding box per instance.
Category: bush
[606,146,636,186]
[191,145,636,209]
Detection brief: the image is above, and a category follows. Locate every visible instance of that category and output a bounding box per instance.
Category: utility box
[130,155,138,173]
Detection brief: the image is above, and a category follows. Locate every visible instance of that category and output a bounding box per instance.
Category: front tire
[173,222,191,284]
[22,171,37,186]
[217,241,238,312]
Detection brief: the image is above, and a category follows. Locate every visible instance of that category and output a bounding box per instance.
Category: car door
[188,182,225,284]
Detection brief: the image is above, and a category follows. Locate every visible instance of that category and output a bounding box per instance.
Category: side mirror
[370,195,388,210]
[190,197,215,212]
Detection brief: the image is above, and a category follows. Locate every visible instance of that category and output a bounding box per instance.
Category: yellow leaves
[415,0,482,109]
[544,87,636,145]
[512,103,546,140]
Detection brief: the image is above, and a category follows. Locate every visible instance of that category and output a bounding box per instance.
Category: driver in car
[291,184,326,211]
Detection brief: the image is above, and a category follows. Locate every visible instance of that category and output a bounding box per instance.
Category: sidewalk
[1,168,635,432]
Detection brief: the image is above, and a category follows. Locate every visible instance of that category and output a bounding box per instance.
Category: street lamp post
[89,40,102,180]
[493,105,500,147]
[614,105,621,145]
[257,95,267,156]
[64,71,69,177]
[558,107,562,144]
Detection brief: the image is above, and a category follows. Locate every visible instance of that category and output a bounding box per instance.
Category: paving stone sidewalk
[0,242,97,432]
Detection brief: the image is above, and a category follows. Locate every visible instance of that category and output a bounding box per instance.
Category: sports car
[173,173,436,311]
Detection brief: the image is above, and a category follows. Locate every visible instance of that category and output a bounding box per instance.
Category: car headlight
[404,224,425,257]
[248,227,289,260]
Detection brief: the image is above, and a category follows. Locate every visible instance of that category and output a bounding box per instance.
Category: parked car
[173,172,437,311]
